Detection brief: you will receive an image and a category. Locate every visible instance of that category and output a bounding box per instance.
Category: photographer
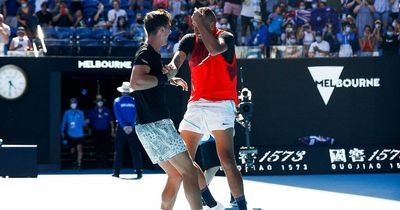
[8,26,32,56]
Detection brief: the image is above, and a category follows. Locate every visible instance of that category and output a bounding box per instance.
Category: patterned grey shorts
[135,119,187,164]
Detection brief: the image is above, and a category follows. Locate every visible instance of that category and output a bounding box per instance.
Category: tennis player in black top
[129,9,203,210]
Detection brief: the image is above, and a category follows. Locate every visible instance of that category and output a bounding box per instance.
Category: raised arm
[191,10,228,56]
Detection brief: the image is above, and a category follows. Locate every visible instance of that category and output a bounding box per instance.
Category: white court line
[0,174,399,210]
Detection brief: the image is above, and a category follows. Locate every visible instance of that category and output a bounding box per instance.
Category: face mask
[364,32,369,37]
[137,19,143,24]
[22,3,27,7]
[312,3,317,8]
[70,103,77,109]
[286,28,293,33]
[392,22,397,28]
[387,31,394,37]
[299,6,306,10]
[345,27,351,33]
[97,101,104,107]
[316,36,322,42]
[375,24,381,29]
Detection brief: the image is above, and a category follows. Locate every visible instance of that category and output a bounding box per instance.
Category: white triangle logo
[308,66,344,105]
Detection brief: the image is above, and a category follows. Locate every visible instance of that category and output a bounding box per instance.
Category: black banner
[232,146,400,175]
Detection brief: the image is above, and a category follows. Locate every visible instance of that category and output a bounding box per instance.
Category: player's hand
[162,63,177,75]
[170,77,188,91]
[191,8,204,25]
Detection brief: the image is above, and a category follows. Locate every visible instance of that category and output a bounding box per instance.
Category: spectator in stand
[0,14,11,56]
[169,0,182,17]
[130,13,145,42]
[112,16,129,39]
[359,24,375,56]
[52,0,74,27]
[281,23,295,45]
[286,32,298,45]
[216,16,231,31]
[308,31,330,57]
[298,23,315,56]
[247,15,269,57]
[223,0,241,42]
[372,19,384,53]
[337,22,356,57]
[373,0,390,28]
[267,0,280,15]
[50,0,61,13]
[240,0,260,45]
[4,0,21,28]
[128,0,144,14]
[36,1,53,27]
[298,1,307,10]
[153,0,169,9]
[8,26,32,55]
[107,0,128,30]
[323,21,338,54]
[70,0,84,27]
[381,25,399,55]
[92,1,107,28]
[390,0,399,21]
[208,0,221,14]
[354,0,375,38]
[267,5,284,45]
[341,0,357,20]
[16,0,37,38]
[34,0,47,13]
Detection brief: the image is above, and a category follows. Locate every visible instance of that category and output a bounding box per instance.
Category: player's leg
[158,161,183,210]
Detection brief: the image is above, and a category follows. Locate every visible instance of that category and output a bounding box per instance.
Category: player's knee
[180,165,198,180]
[220,158,237,172]
[167,173,182,184]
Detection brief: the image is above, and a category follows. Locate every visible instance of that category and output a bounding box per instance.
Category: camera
[238,88,253,118]
[237,87,257,171]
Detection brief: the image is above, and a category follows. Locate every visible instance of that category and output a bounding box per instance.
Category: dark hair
[144,9,171,35]
[196,7,216,25]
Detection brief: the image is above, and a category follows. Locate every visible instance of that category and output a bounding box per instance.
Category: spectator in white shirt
[107,0,127,30]
[309,31,330,57]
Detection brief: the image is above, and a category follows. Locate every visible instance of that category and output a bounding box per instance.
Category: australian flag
[290,7,338,32]
[292,9,311,26]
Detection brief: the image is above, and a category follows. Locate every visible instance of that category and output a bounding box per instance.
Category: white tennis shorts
[178,99,236,140]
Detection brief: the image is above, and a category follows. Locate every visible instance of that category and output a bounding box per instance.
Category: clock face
[0,65,27,100]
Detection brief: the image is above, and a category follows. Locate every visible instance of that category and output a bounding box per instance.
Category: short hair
[144,9,172,35]
[196,7,216,25]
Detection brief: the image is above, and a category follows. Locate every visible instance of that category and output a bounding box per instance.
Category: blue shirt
[61,109,86,138]
[247,24,269,46]
[113,95,136,128]
[87,107,114,131]
[336,31,356,45]
[268,13,284,35]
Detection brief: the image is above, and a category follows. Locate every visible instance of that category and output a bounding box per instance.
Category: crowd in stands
[0,0,399,58]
